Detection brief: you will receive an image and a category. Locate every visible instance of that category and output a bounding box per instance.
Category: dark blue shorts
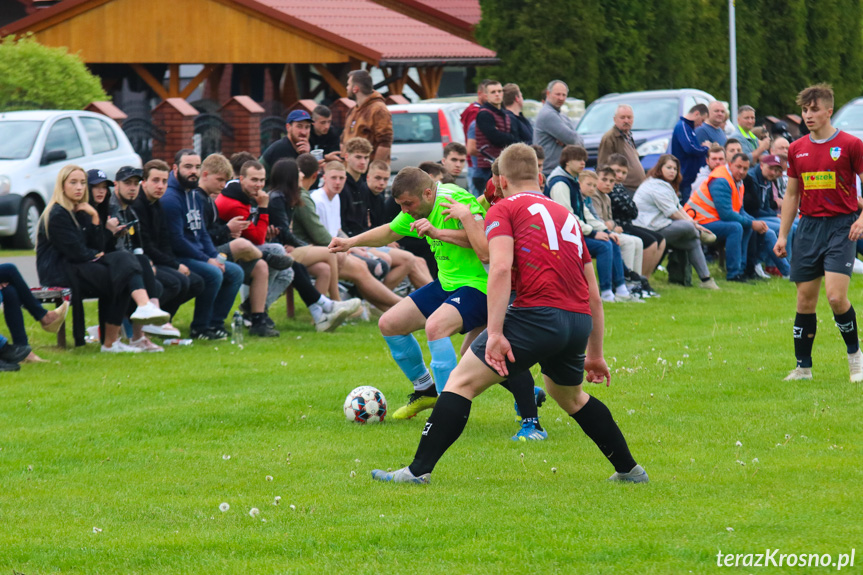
[408,278,487,334]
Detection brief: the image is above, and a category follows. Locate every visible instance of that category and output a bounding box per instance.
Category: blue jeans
[757,228,790,276]
[704,220,752,279]
[178,258,243,331]
[0,263,47,346]
[585,236,625,292]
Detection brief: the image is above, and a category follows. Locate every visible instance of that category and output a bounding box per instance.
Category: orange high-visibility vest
[684,165,743,225]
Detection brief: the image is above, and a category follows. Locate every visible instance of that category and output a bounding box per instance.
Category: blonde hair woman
[36,165,168,351]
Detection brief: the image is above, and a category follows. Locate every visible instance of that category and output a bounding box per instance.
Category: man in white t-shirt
[311,161,347,237]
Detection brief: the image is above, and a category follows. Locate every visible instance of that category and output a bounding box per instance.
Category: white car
[388,102,468,187]
[0,110,141,249]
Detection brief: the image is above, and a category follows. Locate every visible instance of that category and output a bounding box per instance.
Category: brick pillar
[151,98,198,164]
[85,101,128,126]
[330,97,356,132]
[219,95,265,158]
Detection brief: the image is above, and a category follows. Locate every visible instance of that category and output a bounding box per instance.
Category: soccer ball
[344,386,387,424]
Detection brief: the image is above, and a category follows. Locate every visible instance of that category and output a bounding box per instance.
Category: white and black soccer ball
[344,386,387,424]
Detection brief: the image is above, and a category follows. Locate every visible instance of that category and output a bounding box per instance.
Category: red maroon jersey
[485,191,592,314]
[787,130,863,217]
[484,178,501,206]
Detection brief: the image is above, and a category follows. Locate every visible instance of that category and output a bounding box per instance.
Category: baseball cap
[116,166,143,181]
[760,154,782,167]
[286,110,312,124]
[87,169,112,187]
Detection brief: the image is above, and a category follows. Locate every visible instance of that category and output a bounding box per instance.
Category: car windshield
[392,112,440,144]
[833,104,863,130]
[576,98,680,134]
[0,120,43,159]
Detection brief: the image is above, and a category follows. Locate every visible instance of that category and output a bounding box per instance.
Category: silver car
[0,110,141,249]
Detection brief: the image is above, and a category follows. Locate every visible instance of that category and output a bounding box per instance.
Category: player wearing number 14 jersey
[372,143,647,484]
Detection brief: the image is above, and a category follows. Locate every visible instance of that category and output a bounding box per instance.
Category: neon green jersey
[389,183,488,293]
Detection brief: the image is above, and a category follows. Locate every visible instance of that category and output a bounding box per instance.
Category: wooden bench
[30,287,72,348]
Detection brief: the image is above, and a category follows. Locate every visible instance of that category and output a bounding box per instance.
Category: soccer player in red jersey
[774,84,863,382]
[372,143,647,484]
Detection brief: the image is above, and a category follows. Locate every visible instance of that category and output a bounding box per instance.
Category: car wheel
[13,196,41,250]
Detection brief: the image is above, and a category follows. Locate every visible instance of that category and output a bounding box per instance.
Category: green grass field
[1,273,861,574]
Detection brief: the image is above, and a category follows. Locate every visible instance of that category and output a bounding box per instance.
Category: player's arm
[411,218,472,248]
[485,234,516,377]
[773,177,799,259]
[328,224,402,252]
[583,261,610,386]
[442,199,489,263]
[851,172,863,241]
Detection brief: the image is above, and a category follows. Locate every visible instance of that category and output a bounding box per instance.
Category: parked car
[575,89,717,170]
[387,102,468,187]
[832,98,863,140]
[0,110,141,249]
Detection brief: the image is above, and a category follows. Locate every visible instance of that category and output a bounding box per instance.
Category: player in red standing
[775,84,863,382]
[372,143,647,484]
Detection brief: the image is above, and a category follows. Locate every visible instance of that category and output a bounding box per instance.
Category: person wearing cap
[260,109,314,177]
[341,69,393,163]
[743,154,790,277]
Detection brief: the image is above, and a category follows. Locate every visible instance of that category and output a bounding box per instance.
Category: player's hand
[773,236,787,258]
[267,224,280,241]
[594,231,610,241]
[752,220,768,234]
[485,332,515,377]
[328,236,353,253]
[411,218,437,239]
[584,357,611,386]
[441,199,471,222]
[850,216,863,241]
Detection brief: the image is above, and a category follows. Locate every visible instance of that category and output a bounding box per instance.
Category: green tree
[0,34,107,111]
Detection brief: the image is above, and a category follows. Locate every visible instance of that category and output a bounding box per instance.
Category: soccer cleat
[130,302,170,324]
[608,464,649,483]
[0,343,32,364]
[512,420,548,441]
[128,336,165,353]
[101,341,143,353]
[391,392,438,420]
[142,323,181,337]
[848,349,863,383]
[371,467,430,484]
[783,366,813,381]
[515,386,547,421]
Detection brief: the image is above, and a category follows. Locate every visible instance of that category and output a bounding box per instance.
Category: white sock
[309,303,324,323]
[413,372,434,391]
[316,295,334,313]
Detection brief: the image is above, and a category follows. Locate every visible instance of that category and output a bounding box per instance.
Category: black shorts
[622,224,665,249]
[790,213,857,282]
[408,278,487,334]
[470,306,593,385]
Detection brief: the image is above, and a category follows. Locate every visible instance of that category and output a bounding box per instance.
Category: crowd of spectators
[2,77,810,364]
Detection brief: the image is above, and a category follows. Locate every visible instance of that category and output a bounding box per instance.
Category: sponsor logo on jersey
[830,147,842,161]
[801,171,836,190]
[485,220,500,235]
[795,153,809,158]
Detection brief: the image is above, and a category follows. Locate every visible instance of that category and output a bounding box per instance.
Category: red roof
[259,0,495,62]
[409,0,481,26]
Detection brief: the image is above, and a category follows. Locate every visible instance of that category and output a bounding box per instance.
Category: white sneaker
[129,336,165,353]
[335,297,362,316]
[784,366,813,381]
[315,302,354,332]
[601,292,616,303]
[614,293,644,303]
[101,341,143,353]
[754,263,771,279]
[142,323,181,337]
[699,278,720,290]
[130,302,170,324]
[848,349,863,382]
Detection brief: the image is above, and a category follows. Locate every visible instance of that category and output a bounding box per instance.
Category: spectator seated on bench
[0,263,68,362]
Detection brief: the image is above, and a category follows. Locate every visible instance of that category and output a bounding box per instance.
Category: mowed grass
[1,272,862,574]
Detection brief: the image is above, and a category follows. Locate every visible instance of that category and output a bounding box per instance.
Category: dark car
[576,89,717,170]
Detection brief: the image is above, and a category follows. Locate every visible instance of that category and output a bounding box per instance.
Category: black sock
[499,371,539,424]
[251,312,267,324]
[570,396,636,473]
[834,305,859,354]
[793,312,817,368]
[409,392,471,476]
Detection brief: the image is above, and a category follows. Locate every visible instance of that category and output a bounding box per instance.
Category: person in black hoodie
[133,160,205,336]
[37,165,169,351]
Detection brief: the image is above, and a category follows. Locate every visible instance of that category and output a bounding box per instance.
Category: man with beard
[341,69,393,163]
[260,110,315,177]
[161,149,243,340]
[133,159,205,338]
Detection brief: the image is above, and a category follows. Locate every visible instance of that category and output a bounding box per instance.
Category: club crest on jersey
[830,146,841,161]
